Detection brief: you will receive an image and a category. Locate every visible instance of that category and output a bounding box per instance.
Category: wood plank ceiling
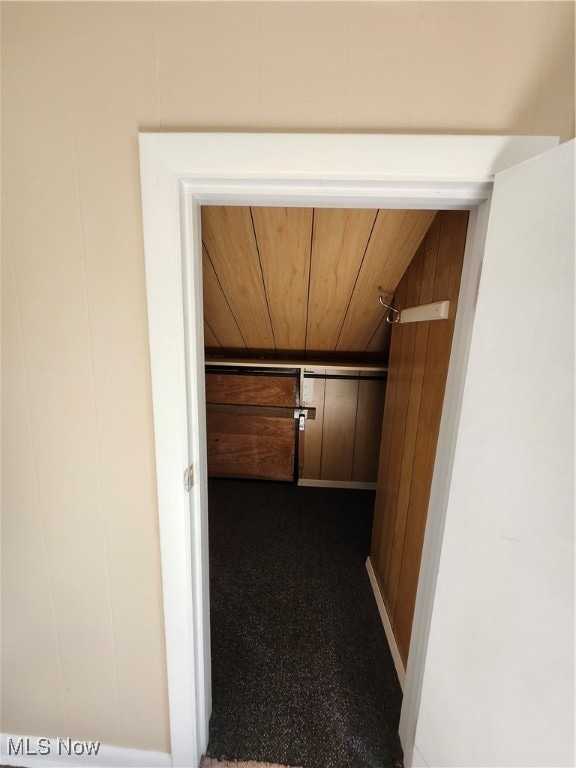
[202,206,437,361]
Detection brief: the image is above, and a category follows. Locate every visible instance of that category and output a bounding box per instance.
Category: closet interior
[202,204,469,670]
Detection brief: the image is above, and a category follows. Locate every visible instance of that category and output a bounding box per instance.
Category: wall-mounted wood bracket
[380,297,450,324]
[398,300,450,324]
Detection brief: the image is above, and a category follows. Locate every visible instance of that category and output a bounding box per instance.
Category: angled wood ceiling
[202,206,437,361]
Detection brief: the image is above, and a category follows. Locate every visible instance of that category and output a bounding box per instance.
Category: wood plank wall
[203,363,386,485]
[205,371,299,481]
[369,210,469,666]
[301,370,386,483]
[202,206,436,361]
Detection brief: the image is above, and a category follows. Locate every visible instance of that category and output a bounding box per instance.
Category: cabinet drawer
[206,412,295,482]
[205,372,298,407]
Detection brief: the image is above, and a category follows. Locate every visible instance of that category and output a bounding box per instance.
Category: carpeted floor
[206,479,404,768]
[201,759,301,768]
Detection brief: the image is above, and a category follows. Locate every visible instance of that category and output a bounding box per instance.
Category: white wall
[412,142,574,765]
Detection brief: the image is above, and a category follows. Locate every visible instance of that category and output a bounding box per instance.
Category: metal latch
[294,408,309,431]
[184,464,194,492]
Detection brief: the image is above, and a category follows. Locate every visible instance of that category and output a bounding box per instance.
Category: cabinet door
[206,372,297,407]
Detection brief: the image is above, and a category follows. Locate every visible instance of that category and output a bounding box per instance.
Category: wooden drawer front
[206,412,295,482]
[205,373,297,407]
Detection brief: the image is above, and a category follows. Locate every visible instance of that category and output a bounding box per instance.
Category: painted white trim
[138,132,558,767]
[139,138,202,768]
[365,557,406,690]
[181,196,212,753]
[298,479,377,490]
[140,133,556,186]
[409,744,430,768]
[0,734,171,768]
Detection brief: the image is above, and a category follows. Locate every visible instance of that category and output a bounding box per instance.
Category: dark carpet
[206,479,404,768]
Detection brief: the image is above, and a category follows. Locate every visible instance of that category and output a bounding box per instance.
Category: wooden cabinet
[206,411,297,482]
[205,369,299,482]
[205,363,387,486]
[206,372,297,407]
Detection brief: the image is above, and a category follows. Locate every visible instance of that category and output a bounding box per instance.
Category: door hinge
[184,464,194,492]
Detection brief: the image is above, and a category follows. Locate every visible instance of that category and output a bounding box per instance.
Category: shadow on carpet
[206,479,404,768]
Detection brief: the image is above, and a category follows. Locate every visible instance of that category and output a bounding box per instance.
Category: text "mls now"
[8,737,101,757]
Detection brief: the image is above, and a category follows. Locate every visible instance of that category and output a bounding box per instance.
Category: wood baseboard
[365,557,405,690]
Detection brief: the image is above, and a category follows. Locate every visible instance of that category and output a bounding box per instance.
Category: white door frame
[138,133,558,768]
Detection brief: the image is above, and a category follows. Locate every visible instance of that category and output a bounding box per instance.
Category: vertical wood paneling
[202,206,275,354]
[363,317,392,361]
[204,322,222,351]
[202,245,247,354]
[393,212,468,661]
[386,218,440,614]
[251,207,312,354]
[300,369,386,483]
[336,210,436,353]
[305,209,377,354]
[370,277,406,575]
[300,372,326,480]
[352,373,386,482]
[320,374,360,480]
[370,211,469,665]
[379,249,423,609]
[202,206,437,361]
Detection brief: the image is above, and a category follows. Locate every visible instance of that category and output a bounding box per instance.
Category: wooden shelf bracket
[380,297,450,325]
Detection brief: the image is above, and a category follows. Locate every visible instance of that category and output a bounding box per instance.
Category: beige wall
[1,1,574,755]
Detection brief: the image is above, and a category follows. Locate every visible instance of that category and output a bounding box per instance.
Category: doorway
[201,202,469,675]
[138,132,558,767]
[199,203,444,766]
